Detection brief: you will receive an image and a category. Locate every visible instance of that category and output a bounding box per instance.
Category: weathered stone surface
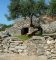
[41,21,56,33]
[47,37,54,44]
[55,43,56,49]
[0,34,56,60]
[15,46,27,50]
[45,51,51,55]
[32,36,44,40]
[37,55,47,60]
[0,16,56,60]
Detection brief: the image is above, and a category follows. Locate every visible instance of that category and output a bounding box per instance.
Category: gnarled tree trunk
[30,14,34,27]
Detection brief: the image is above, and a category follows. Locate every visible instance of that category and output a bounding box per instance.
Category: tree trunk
[30,14,33,27]
[51,8,54,20]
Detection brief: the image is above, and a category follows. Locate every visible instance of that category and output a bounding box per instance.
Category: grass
[15,35,32,40]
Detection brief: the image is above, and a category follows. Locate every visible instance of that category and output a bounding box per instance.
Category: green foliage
[6,0,47,27]
[37,0,46,14]
[7,0,47,19]
[48,0,56,16]
[0,24,13,31]
[8,0,21,19]
[6,0,56,19]
[3,24,13,28]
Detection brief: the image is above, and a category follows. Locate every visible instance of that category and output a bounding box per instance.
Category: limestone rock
[15,46,27,50]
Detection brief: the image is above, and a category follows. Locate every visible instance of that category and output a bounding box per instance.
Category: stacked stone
[0,37,27,55]
[26,36,47,56]
[46,37,56,60]
[41,21,56,33]
[0,36,3,52]
[0,34,56,59]
[26,36,56,60]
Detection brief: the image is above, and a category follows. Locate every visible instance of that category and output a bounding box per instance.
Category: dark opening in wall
[21,27,29,35]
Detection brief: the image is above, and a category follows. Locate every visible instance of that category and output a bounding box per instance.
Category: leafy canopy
[7,0,46,20]
[48,0,56,16]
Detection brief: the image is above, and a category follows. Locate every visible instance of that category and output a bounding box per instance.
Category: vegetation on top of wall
[0,24,13,31]
[3,24,13,28]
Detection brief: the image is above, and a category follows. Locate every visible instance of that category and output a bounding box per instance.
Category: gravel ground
[0,53,47,60]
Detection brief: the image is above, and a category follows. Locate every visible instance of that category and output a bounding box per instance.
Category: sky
[0,0,13,25]
[0,0,49,25]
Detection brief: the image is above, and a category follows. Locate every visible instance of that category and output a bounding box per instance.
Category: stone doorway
[21,27,29,35]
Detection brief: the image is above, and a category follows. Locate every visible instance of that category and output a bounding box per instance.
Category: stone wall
[41,21,56,33]
[5,17,39,36]
[5,17,30,36]
[26,36,56,60]
[6,17,56,35]
[0,36,56,60]
[0,37,27,55]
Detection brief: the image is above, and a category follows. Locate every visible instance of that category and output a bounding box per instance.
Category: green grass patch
[16,35,32,40]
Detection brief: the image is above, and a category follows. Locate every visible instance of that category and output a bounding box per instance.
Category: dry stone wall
[5,18,30,36]
[5,17,40,36]
[0,35,56,60]
[2,17,56,36]
[0,37,28,55]
[41,21,56,33]
[26,36,56,60]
